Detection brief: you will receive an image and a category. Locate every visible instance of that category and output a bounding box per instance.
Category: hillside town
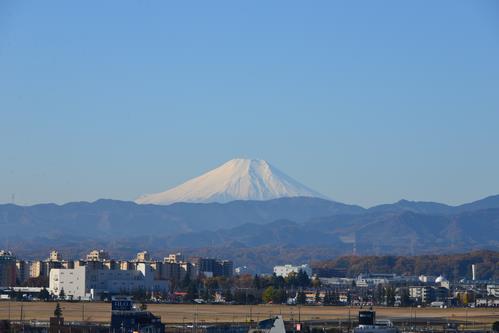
[1,249,497,308]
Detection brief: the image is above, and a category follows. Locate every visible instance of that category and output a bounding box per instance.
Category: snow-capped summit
[136,158,327,205]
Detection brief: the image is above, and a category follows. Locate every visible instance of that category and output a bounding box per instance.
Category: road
[0,302,497,326]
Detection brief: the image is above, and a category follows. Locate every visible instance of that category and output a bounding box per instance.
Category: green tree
[399,288,411,306]
[374,284,384,305]
[59,288,66,299]
[233,290,247,304]
[324,291,336,305]
[131,288,147,302]
[272,289,287,304]
[271,274,286,288]
[222,288,233,302]
[296,291,306,305]
[40,287,50,301]
[386,286,396,306]
[297,270,310,287]
[185,282,198,302]
[262,286,276,303]
[253,275,261,289]
[201,288,212,301]
[54,302,62,318]
[286,272,298,288]
[181,273,191,289]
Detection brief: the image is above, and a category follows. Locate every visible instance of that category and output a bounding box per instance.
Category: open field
[0,302,497,326]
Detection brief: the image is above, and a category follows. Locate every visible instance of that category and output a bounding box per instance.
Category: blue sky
[1,1,498,207]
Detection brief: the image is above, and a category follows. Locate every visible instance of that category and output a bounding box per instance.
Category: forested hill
[312,250,499,280]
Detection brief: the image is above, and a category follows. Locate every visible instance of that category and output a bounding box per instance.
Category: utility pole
[348,306,351,333]
[20,300,24,333]
[414,306,417,328]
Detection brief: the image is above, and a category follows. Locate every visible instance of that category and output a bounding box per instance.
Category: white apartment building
[409,285,432,304]
[273,264,312,278]
[487,284,499,297]
[49,263,169,300]
[86,249,110,261]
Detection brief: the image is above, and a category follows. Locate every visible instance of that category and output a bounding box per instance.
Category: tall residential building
[0,250,17,287]
[191,257,233,278]
[30,260,44,278]
[119,260,136,271]
[86,249,110,261]
[160,262,181,281]
[219,260,234,278]
[192,257,216,275]
[180,262,197,281]
[103,260,119,270]
[16,260,31,284]
[49,250,62,262]
[30,259,65,278]
[165,253,184,263]
[136,251,151,262]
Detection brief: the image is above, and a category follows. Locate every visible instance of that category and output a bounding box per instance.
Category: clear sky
[1,1,498,207]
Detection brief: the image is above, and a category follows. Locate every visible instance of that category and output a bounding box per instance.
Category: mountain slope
[1,197,499,265]
[136,158,326,204]
[369,199,454,215]
[369,195,499,215]
[0,197,363,240]
[455,195,499,213]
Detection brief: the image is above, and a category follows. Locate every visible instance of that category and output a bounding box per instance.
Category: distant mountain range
[1,195,499,272]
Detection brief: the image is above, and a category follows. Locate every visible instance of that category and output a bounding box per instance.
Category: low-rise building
[273,264,312,278]
[486,284,499,297]
[235,266,250,275]
[409,285,433,304]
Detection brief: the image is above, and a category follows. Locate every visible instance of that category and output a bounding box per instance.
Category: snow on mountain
[136,158,328,205]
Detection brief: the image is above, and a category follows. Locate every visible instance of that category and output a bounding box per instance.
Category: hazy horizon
[1,1,498,207]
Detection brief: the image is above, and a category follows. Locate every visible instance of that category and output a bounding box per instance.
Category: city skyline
[1,1,499,207]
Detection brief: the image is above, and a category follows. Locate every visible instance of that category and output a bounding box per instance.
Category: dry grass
[0,302,497,325]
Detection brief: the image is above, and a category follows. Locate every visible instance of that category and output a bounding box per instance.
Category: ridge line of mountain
[3,193,499,213]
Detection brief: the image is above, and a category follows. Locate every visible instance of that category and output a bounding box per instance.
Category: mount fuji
[136,158,327,205]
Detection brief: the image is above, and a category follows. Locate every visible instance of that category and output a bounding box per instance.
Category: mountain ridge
[2,195,499,269]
